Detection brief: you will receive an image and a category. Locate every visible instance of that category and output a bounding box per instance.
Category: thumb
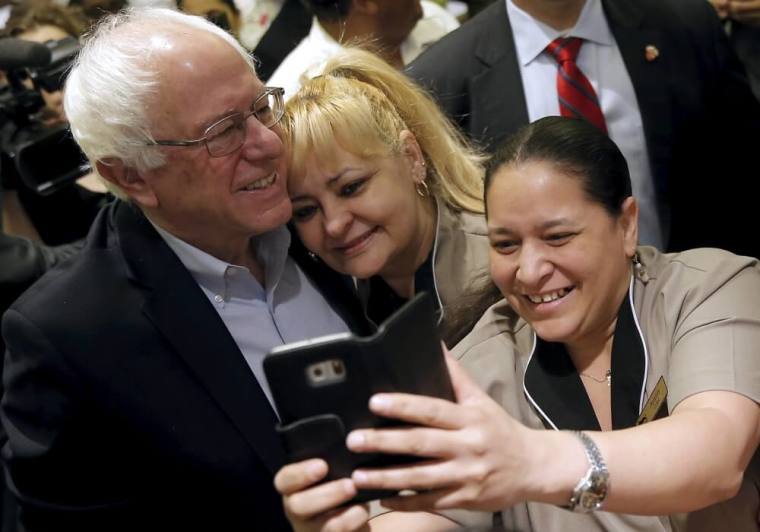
[444,350,484,403]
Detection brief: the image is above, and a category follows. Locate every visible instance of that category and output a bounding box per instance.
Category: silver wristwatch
[566,431,610,513]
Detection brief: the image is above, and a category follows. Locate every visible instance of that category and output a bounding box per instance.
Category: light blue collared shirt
[152,222,350,409]
[506,0,664,249]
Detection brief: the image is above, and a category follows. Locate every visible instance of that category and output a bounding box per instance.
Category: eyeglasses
[147,87,285,158]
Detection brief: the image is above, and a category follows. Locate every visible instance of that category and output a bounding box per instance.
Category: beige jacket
[431,199,490,321]
[451,246,760,532]
[357,199,489,325]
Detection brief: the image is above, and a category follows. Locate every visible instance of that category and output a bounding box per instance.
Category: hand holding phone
[264,292,454,503]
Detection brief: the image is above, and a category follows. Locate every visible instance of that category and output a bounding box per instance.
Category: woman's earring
[632,252,641,270]
[415,180,430,198]
[307,251,319,262]
[632,252,649,282]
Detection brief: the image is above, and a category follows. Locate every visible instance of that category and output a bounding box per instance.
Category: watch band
[566,431,610,513]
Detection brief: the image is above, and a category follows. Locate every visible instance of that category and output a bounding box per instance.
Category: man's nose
[240,118,283,161]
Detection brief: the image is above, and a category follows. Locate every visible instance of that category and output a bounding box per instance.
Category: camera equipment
[0,36,90,196]
[0,37,51,70]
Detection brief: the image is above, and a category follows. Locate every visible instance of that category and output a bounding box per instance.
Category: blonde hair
[284,48,485,213]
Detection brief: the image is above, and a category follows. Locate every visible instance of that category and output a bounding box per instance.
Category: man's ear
[96,158,159,208]
[399,130,426,184]
[620,196,639,258]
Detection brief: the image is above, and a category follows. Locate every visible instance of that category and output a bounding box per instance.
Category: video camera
[0,36,90,196]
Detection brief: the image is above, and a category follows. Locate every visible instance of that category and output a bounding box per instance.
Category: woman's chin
[531,320,576,344]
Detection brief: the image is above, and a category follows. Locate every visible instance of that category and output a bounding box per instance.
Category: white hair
[64,7,256,197]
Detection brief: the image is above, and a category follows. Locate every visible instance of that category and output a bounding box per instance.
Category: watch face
[580,491,603,511]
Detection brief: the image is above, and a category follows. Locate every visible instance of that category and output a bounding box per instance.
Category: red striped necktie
[545,37,608,134]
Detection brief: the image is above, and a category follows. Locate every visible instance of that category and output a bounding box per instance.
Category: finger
[732,11,760,23]
[379,487,465,512]
[347,426,455,457]
[321,504,371,532]
[274,459,328,495]
[366,393,464,429]
[351,459,461,492]
[285,477,358,520]
[444,355,486,402]
[730,0,760,13]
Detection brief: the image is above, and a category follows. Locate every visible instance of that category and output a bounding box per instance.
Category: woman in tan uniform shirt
[275,117,760,532]
[283,48,489,329]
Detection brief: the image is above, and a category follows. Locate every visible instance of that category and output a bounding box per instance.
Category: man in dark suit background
[407,0,760,259]
[0,7,366,531]
[250,0,312,81]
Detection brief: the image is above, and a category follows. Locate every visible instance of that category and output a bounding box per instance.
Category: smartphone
[264,292,454,502]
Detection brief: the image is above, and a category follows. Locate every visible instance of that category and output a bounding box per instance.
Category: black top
[360,249,438,327]
[524,290,650,431]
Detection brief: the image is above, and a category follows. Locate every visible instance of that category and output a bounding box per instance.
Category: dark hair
[69,0,127,22]
[302,0,352,22]
[484,116,633,218]
[176,0,238,11]
[2,0,90,38]
[444,117,633,346]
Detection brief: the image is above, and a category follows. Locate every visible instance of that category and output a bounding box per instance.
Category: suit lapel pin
[645,44,660,62]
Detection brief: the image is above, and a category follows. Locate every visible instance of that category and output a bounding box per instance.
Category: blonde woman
[284,48,488,328]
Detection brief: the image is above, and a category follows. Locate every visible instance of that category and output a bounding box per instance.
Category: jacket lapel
[604,0,674,211]
[471,0,529,151]
[112,202,286,473]
[253,0,312,81]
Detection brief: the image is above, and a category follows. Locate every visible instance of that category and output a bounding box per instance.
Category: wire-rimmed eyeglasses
[147,87,285,158]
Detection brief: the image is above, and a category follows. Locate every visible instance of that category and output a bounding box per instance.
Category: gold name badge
[636,376,668,425]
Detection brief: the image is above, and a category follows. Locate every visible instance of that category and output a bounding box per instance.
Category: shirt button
[214,294,224,303]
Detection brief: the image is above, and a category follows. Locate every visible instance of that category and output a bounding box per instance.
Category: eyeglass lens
[205,90,283,157]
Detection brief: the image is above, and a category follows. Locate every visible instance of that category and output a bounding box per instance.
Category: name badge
[636,376,668,425]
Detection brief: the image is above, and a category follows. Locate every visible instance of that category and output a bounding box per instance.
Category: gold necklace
[579,369,612,386]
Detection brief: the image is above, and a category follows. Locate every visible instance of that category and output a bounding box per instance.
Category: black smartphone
[264,292,454,502]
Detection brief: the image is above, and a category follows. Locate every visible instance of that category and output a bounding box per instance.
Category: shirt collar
[522,275,649,431]
[149,220,292,296]
[506,0,614,66]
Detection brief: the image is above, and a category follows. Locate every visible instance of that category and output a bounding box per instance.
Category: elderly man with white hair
[0,7,368,531]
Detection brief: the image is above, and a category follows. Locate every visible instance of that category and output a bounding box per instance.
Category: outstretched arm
[347,356,760,515]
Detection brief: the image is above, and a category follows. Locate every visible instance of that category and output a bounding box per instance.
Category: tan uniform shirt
[451,246,760,531]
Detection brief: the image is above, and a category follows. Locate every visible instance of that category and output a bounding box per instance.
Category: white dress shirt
[151,222,349,409]
[506,0,664,249]
[268,0,459,100]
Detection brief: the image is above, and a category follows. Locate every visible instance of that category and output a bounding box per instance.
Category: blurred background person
[71,0,129,19]
[269,0,459,99]
[407,0,760,260]
[1,0,88,126]
[236,0,312,81]
[0,0,109,247]
[284,48,487,329]
[708,0,760,101]
[178,0,241,34]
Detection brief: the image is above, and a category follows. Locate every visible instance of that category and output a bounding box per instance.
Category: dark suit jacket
[407,0,760,259]
[0,200,368,531]
[253,0,312,81]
